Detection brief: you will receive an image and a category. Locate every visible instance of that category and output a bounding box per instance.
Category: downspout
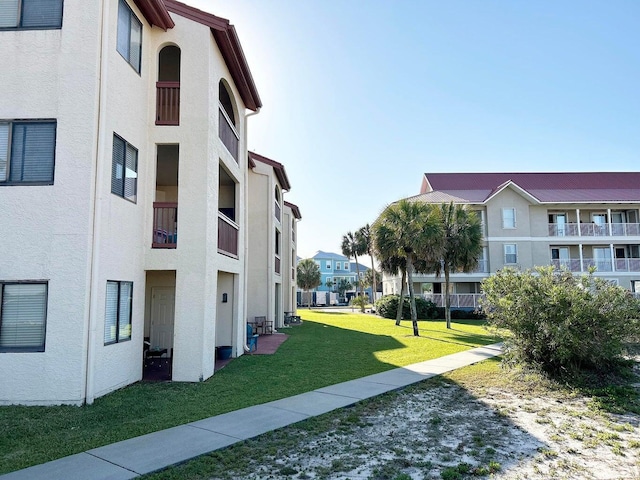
[84,0,110,405]
[242,108,261,352]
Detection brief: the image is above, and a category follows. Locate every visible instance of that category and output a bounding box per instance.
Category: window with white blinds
[0,121,56,185]
[0,0,63,29]
[104,281,132,345]
[116,0,142,73]
[0,283,47,352]
[111,134,138,202]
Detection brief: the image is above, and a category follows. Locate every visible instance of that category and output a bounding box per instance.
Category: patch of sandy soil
[235,363,640,480]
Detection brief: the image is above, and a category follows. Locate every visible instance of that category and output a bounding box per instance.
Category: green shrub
[482,266,640,374]
[375,295,437,319]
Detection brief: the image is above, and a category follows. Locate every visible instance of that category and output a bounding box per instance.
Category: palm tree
[341,231,367,311]
[358,224,378,303]
[432,202,483,329]
[296,258,322,308]
[373,200,444,336]
[380,255,407,326]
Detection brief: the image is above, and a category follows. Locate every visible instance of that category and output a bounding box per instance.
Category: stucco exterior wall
[2,1,253,404]
[247,163,274,324]
[0,0,102,405]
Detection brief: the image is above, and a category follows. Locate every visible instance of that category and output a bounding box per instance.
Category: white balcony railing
[549,222,640,237]
[424,293,484,309]
[551,258,640,273]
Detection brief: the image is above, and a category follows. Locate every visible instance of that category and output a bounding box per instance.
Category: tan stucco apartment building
[382,173,640,308]
[0,0,300,405]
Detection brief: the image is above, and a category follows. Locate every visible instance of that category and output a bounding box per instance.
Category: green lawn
[0,311,497,474]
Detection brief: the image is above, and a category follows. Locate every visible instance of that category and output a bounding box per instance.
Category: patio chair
[246,323,258,353]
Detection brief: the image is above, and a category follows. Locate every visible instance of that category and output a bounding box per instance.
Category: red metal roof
[420,172,640,203]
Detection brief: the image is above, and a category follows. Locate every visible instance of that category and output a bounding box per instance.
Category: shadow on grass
[141,357,551,480]
[0,319,406,475]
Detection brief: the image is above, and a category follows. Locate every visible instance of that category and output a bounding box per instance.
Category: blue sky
[191,0,639,260]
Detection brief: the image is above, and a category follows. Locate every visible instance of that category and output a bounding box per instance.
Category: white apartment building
[246,152,301,330]
[383,172,640,309]
[0,0,264,405]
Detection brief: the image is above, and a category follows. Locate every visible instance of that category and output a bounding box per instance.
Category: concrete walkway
[2,343,503,480]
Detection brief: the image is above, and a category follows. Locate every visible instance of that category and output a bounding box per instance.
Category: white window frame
[104,281,132,345]
[344,262,349,270]
[0,282,48,352]
[326,261,331,269]
[0,0,63,29]
[117,0,142,73]
[502,208,516,229]
[504,244,518,264]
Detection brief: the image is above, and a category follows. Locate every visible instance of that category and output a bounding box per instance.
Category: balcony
[218,212,238,258]
[156,82,180,125]
[152,202,177,248]
[551,258,640,273]
[424,293,484,309]
[473,259,488,273]
[219,108,239,162]
[548,222,640,237]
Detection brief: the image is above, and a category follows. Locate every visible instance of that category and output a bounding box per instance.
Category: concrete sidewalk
[2,343,503,480]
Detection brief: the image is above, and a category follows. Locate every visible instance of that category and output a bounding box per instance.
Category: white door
[556,214,567,236]
[151,287,175,352]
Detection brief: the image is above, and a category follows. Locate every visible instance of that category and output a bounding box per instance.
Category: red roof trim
[133,0,175,30]
[248,152,292,191]
[284,201,302,219]
[164,0,262,111]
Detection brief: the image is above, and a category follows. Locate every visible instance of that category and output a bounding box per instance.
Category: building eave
[133,0,175,30]
[284,201,302,219]
[248,152,291,191]
[164,0,262,111]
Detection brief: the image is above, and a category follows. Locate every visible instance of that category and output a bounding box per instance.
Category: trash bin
[216,345,232,360]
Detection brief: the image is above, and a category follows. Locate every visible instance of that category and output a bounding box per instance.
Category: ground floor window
[0,282,47,352]
[104,281,132,345]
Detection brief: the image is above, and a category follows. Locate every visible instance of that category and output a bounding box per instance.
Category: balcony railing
[275,255,281,274]
[218,212,239,258]
[156,82,180,125]
[219,107,239,162]
[153,202,178,248]
[551,258,640,273]
[424,293,484,309]
[549,222,640,237]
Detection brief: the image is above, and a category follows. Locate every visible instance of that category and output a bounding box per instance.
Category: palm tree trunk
[395,269,406,326]
[354,253,364,312]
[445,266,451,329]
[370,256,376,304]
[406,254,419,336]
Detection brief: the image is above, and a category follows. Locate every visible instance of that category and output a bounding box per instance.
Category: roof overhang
[284,201,302,219]
[164,0,262,111]
[248,152,291,191]
[133,0,175,30]
[483,180,541,205]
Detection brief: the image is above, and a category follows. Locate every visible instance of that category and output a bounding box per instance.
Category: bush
[374,295,437,320]
[482,266,640,374]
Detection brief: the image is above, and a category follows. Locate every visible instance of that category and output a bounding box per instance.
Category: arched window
[218,80,239,161]
[219,82,236,126]
[274,186,281,221]
[156,45,181,125]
